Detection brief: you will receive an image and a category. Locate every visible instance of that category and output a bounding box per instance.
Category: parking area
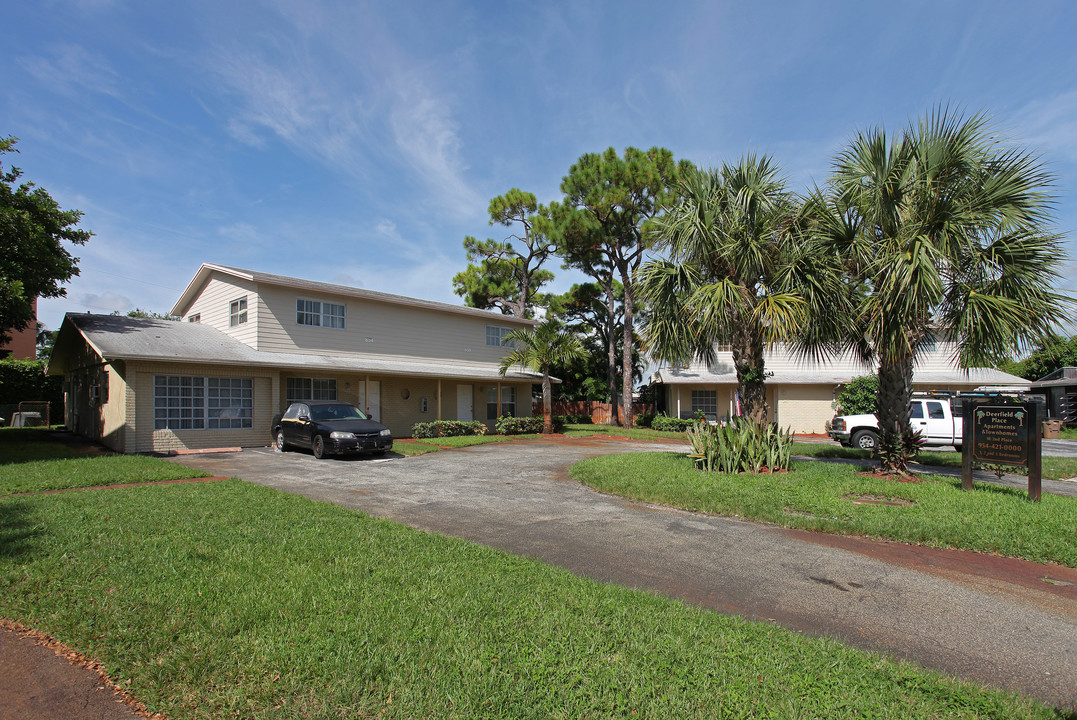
[172,436,1077,709]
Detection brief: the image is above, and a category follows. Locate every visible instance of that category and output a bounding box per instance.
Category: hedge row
[0,359,62,407]
[410,420,488,439]
[650,415,700,432]
[495,415,545,435]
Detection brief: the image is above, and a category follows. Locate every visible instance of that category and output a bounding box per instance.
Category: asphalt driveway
[174,437,1077,710]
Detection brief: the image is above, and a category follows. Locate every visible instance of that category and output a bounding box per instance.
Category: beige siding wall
[254,283,528,364]
[129,361,278,453]
[182,274,259,347]
[275,372,531,437]
[774,384,836,433]
[60,339,128,452]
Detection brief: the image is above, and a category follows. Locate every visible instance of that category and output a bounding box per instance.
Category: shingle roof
[51,313,546,383]
[652,366,1030,387]
[170,263,539,325]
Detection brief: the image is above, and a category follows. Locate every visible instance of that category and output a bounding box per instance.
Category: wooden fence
[532,400,655,425]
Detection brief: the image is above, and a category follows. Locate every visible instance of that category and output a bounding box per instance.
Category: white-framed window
[153,375,254,430]
[691,390,717,420]
[229,297,247,327]
[286,377,337,404]
[486,325,516,348]
[188,313,200,323]
[296,298,346,329]
[487,385,516,419]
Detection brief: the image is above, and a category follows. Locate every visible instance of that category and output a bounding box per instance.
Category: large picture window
[487,385,516,419]
[691,390,718,420]
[286,377,337,404]
[154,375,252,430]
[297,299,346,329]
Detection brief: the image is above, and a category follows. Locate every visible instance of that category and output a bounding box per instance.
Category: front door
[359,381,381,422]
[457,384,473,421]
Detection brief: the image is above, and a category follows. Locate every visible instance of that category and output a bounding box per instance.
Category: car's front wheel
[312,434,326,459]
[276,429,288,452]
[852,430,878,452]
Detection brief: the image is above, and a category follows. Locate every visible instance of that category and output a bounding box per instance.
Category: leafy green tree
[0,357,62,408]
[1,136,93,344]
[122,308,179,320]
[1017,335,1077,381]
[836,374,879,416]
[498,320,586,434]
[639,157,840,424]
[35,325,56,362]
[550,147,690,426]
[453,189,555,318]
[817,109,1072,474]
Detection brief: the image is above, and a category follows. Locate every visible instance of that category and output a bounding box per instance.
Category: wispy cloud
[18,44,122,99]
[1009,90,1077,166]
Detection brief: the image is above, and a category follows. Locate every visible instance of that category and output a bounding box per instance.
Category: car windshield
[309,404,368,422]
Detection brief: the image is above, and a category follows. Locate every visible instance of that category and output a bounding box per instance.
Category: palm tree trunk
[542,371,553,434]
[621,280,636,430]
[877,353,915,473]
[731,313,768,424]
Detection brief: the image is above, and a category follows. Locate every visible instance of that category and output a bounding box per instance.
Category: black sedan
[273,401,393,459]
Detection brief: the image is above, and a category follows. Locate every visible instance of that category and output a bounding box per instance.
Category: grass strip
[391,442,442,456]
[561,423,689,441]
[0,480,1054,719]
[1,455,210,496]
[414,434,540,448]
[572,452,1077,567]
[791,442,1077,482]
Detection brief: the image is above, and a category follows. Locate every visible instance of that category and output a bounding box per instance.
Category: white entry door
[358,381,382,423]
[457,384,473,421]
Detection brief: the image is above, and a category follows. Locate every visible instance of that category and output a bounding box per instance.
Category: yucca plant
[686,417,794,474]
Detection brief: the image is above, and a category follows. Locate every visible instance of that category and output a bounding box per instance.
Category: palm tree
[638,156,836,424]
[819,108,1072,473]
[499,320,586,434]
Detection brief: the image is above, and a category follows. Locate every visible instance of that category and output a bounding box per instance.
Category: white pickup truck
[829,396,963,451]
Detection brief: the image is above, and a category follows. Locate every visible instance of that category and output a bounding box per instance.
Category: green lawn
[0,429,209,495]
[791,442,1077,482]
[571,452,1077,567]
[0,478,1055,719]
[561,423,689,442]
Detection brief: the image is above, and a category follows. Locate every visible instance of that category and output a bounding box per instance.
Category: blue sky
[4,0,1077,334]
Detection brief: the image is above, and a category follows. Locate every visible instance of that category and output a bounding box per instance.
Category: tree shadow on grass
[0,500,44,561]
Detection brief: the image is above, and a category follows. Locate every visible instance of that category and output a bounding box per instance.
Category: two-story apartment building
[651,344,1030,433]
[47,264,543,453]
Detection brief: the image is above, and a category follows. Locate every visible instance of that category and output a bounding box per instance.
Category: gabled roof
[48,313,546,383]
[170,263,539,325]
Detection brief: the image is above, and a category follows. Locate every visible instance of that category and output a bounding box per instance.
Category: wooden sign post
[961,398,1043,501]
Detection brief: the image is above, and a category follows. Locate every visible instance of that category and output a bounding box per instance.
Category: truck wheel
[852,430,878,452]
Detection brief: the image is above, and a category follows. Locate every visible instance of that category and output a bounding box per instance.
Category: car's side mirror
[298,415,310,422]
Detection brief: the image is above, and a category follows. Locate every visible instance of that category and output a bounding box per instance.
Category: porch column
[437,379,442,420]
[497,381,502,417]
[676,387,681,419]
[364,376,370,415]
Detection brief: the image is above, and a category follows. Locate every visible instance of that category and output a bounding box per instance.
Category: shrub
[495,415,544,435]
[651,415,698,432]
[837,374,878,416]
[410,420,488,438]
[635,410,656,428]
[0,358,62,407]
[686,417,794,474]
[555,413,592,425]
[876,428,925,469]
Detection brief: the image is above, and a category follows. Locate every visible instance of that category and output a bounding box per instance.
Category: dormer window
[297,299,345,329]
[229,298,247,327]
[188,314,200,323]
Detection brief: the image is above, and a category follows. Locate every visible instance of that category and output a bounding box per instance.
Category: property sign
[960,398,1043,501]
[971,405,1029,465]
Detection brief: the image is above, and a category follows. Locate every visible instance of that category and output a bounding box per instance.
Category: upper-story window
[485,325,516,348]
[297,299,346,329]
[229,298,247,327]
[188,314,200,323]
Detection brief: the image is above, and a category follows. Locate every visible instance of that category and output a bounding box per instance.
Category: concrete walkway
[173,437,1077,710]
